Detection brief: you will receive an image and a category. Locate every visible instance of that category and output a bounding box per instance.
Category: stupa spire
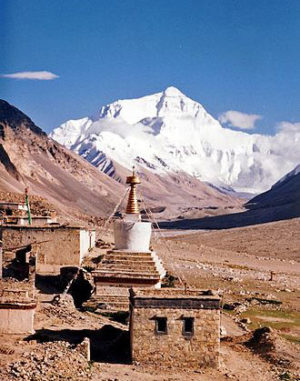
[126,166,141,214]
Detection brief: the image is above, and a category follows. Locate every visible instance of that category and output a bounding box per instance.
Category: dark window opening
[5,208,13,216]
[15,245,31,264]
[183,317,194,336]
[10,245,32,281]
[155,317,167,334]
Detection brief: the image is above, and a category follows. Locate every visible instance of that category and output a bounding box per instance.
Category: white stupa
[114,169,152,252]
[91,169,166,310]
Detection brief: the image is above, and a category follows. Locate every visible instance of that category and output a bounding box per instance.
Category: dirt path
[93,340,278,381]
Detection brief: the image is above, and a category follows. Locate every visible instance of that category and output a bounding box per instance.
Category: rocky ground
[0,218,299,380]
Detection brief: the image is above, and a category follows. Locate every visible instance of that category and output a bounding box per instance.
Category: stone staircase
[89,250,166,311]
[86,287,130,311]
[93,250,166,283]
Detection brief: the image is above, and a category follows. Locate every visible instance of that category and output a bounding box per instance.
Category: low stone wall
[0,307,35,334]
[0,287,36,334]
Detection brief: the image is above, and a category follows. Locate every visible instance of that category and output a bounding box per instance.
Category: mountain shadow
[160,165,300,230]
[159,202,300,230]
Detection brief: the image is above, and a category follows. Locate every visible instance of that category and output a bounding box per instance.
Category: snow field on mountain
[50,87,300,193]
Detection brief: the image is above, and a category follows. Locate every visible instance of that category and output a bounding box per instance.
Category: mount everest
[50,87,300,194]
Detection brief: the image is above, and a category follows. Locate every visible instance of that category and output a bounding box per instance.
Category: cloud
[270,121,300,165]
[1,71,59,80]
[277,121,300,134]
[219,110,262,130]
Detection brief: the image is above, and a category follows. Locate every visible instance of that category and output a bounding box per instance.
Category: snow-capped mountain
[50,87,300,193]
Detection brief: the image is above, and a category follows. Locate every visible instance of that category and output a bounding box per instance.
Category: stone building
[0,283,36,334]
[2,215,57,226]
[0,201,57,226]
[1,225,96,276]
[90,169,165,310]
[0,201,27,214]
[129,288,220,369]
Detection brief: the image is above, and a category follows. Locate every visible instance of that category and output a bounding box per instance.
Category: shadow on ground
[35,275,62,294]
[159,203,300,230]
[25,325,130,364]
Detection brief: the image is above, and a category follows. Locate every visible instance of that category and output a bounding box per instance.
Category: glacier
[50,86,300,193]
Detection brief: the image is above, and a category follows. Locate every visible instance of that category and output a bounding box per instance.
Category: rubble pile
[247,327,299,366]
[245,327,300,379]
[38,296,89,326]
[41,304,83,325]
[2,341,93,381]
[36,295,104,330]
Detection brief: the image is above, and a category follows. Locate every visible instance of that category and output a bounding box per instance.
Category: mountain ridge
[51,87,300,194]
[0,99,243,220]
[246,163,300,211]
[159,164,300,230]
[0,99,125,220]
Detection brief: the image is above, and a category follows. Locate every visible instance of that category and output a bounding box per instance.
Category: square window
[155,317,167,334]
[183,317,194,336]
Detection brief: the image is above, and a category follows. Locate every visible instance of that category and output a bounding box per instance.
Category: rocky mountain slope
[246,164,300,211]
[0,99,124,219]
[51,87,300,194]
[0,100,242,220]
[159,165,300,230]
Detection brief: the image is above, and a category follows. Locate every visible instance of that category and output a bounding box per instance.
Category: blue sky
[1,0,300,134]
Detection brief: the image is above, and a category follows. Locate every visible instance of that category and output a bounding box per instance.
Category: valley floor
[1,218,299,380]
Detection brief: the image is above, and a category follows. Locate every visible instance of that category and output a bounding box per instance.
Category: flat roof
[0,225,95,231]
[0,298,36,309]
[130,288,221,309]
[3,215,52,219]
[0,283,36,308]
[131,288,220,299]
[0,202,25,205]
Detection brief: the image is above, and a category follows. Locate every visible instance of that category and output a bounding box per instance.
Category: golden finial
[125,166,141,214]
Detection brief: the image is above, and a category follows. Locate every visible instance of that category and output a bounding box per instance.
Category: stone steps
[94,250,164,280]
[102,254,153,261]
[94,286,129,296]
[102,258,155,265]
[93,295,128,303]
[86,298,129,312]
[93,269,160,279]
[90,249,166,311]
[100,252,166,280]
[107,250,152,257]
[94,267,159,274]
[100,263,157,271]
[86,291,130,311]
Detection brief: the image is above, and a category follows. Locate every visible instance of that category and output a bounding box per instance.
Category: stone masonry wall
[130,307,220,368]
[0,308,35,334]
[1,227,82,275]
[79,230,96,262]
